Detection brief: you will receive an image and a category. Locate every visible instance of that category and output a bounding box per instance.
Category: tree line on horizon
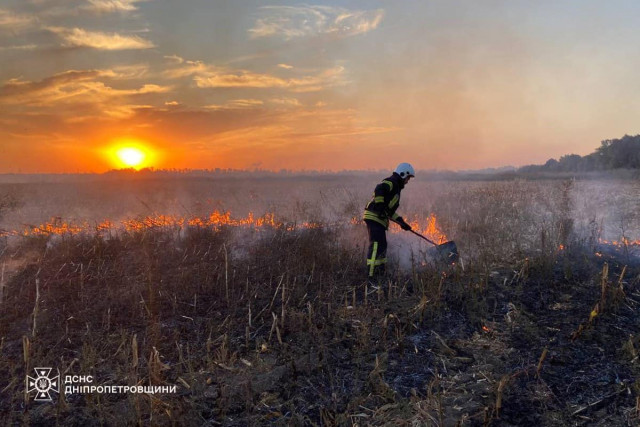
[520,134,640,173]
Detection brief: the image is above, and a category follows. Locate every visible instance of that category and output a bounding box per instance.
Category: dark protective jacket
[363,172,405,229]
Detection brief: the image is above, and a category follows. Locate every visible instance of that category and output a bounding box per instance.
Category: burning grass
[1,177,640,425]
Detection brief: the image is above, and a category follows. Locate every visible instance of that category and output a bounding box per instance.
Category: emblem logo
[26,368,59,401]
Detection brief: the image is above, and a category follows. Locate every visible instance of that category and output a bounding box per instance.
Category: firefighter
[363,163,415,282]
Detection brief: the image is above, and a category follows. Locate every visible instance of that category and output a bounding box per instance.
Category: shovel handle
[390,219,438,246]
[408,229,438,246]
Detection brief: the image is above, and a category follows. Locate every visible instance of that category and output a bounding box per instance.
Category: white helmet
[394,162,415,179]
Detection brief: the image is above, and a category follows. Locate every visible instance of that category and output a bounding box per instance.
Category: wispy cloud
[162,57,207,79]
[163,54,184,64]
[83,0,151,14]
[106,64,150,79]
[164,56,346,92]
[205,99,264,111]
[194,67,344,91]
[0,69,170,107]
[249,5,384,39]
[269,97,301,107]
[0,8,37,31]
[48,27,154,50]
[0,44,38,51]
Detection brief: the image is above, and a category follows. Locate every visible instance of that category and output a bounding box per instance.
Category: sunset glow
[1,1,639,172]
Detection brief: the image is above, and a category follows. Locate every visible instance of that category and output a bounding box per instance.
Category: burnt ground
[0,228,639,426]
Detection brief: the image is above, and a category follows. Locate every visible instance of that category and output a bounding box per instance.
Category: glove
[396,216,412,231]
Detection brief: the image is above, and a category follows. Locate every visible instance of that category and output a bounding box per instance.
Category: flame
[0,210,331,238]
[406,214,448,244]
[599,237,640,246]
[558,244,565,251]
[0,212,451,240]
[482,325,491,332]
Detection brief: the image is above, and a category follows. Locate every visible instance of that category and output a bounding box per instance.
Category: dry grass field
[1,173,640,425]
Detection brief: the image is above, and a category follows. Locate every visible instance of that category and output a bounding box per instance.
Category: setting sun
[104,140,156,170]
[116,147,146,168]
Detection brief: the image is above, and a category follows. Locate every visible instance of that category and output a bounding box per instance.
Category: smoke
[4,173,640,270]
[387,232,441,271]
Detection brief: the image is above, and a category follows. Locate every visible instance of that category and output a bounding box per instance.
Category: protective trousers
[365,219,387,279]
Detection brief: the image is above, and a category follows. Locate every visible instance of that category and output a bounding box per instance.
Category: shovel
[393,220,459,263]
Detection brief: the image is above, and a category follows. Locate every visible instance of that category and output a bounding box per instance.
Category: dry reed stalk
[269,313,278,343]
[618,265,627,289]
[223,243,229,303]
[22,335,30,366]
[80,263,84,296]
[0,262,4,304]
[613,266,628,305]
[495,374,510,418]
[131,334,139,369]
[23,335,30,406]
[426,375,443,426]
[600,262,609,307]
[256,274,284,322]
[149,347,168,385]
[176,342,185,369]
[623,335,637,362]
[104,307,111,331]
[536,347,548,378]
[245,265,249,295]
[411,294,430,322]
[31,278,39,337]
[281,279,285,331]
[364,284,368,306]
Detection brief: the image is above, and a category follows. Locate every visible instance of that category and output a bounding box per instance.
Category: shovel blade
[436,241,459,263]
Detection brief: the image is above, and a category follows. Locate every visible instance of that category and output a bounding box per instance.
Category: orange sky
[1,1,639,172]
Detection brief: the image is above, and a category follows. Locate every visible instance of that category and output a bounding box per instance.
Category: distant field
[1,175,640,425]
[2,175,640,260]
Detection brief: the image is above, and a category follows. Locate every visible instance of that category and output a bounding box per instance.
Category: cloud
[0,44,38,51]
[83,0,151,13]
[193,67,344,91]
[164,57,346,92]
[269,97,300,107]
[0,69,170,107]
[278,63,293,69]
[100,103,154,118]
[249,5,383,39]
[163,54,184,64]
[0,8,37,31]
[107,64,150,79]
[163,58,208,79]
[48,27,154,49]
[205,99,264,111]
